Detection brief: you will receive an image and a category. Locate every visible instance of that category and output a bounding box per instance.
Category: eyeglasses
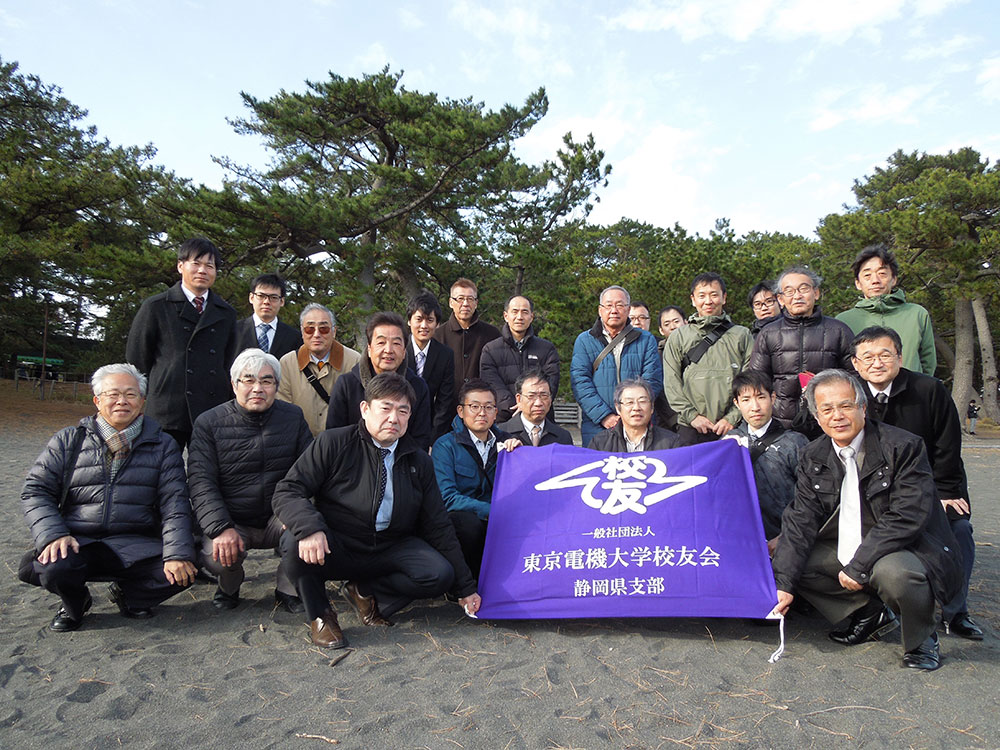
[629,314,650,322]
[451,295,478,304]
[600,302,628,310]
[183,260,216,271]
[854,352,899,366]
[302,323,332,335]
[779,284,815,298]
[98,390,142,402]
[236,375,277,387]
[752,298,777,310]
[616,398,651,409]
[461,402,497,414]
[520,391,551,402]
[251,291,282,303]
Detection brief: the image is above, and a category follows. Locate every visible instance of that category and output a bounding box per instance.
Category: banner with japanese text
[476,440,778,619]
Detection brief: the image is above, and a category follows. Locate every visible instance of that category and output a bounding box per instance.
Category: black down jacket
[479,324,561,422]
[188,399,313,537]
[748,307,854,425]
[21,415,194,565]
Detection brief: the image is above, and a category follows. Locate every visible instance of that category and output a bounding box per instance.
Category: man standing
[747,281,780,338]
[273,373,481,649]
[628,301,652,331]
[851,327,981,640]
[571,285,663,448]
[236,273,303,360]
[276,303,361,437]
[836,244,937,375]
[433,278,500,410]
[326,312,433,451]
[724,371,808,548]
[188,349,313,613]
[663,273,752,445]
[126,237,239,451]
[20,364,196,631]
[498,371,573,447]
[772,370,962,671]
[432,380,521,581]
[480,295,560,423]
[966,400,980,435]
[406,292,455,441]
[657,306,687,348]
[588,379,680,452]
[748,267,854,435]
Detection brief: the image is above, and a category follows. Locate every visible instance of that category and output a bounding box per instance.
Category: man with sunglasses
[277,303,361,436]
[236,274,302,360]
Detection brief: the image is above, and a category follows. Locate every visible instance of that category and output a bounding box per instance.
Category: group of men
[19,237,981,671]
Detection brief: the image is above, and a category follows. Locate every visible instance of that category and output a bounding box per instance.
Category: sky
[1,0,998,240]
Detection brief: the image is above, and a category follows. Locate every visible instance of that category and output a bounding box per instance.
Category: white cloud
[398,8,424,29]
[809,83,933,131]
[352,42,395,75]
[902,33,973,60]
[0,8,26,28]
[977,56,1000,102]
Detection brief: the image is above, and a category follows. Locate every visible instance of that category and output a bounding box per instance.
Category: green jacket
[836,289,937,376]
[662,313,752,427]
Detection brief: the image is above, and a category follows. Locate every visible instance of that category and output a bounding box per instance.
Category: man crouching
[20,363,196,631]
[273,372,481,648]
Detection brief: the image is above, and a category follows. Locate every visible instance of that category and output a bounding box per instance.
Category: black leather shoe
[108,583,154,619]
[829,605,899,646]
[903,633,941,671]
[212,588,240,610]
[49,593,93,632]
[274,590,304,614]
[945,613,983,640]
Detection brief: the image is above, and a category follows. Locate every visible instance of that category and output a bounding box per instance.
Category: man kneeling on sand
[273,372,481,648]
[20,363,196,631]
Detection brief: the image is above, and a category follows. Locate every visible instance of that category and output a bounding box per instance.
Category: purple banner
[476,440,778,620]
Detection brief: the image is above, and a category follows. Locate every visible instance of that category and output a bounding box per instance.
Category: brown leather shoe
[342,581,392,626]
[310,609,347,648]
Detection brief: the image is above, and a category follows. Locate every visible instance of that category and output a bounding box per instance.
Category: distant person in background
[276,303,361,437]
[747,280,780,338]
[836,244,937,376]
[126,237,239,451]
[433,278,500,412]
[480,295,560,423]
[236,273,302,360]
[966,400,980,435]
[405,292,455,442]
[628,301,652,331]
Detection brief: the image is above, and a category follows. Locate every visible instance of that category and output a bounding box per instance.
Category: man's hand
[511,402,524,416]
[458,592,482,616]
[766,535,780,557]
[941,498,970,516]
[838,570,863,591]
[500,438,523,453]
[212,528,245,568]
[713,418,735,436]
[601,414,620,429]
[690,415,715,434]
[164,559,197,587]
[774,589,794,616]
[298,531,330,566]
[38,535,79,565]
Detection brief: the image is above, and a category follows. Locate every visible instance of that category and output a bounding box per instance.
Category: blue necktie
[257,322,270,352]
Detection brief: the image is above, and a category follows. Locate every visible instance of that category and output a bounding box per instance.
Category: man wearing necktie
[405,292,456,442]
[236,274,302,360]
[273,372,480,649]
[498,371,574,448]
[771,370,962,671]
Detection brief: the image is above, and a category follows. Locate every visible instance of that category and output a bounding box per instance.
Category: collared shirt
[468,429,496,467]
[520,413,544,438]
[373,438,398,531]
[252,313,276,350]
[748,419,773,440]
[411,339,431,358]
[180,284,209,306]
[624,429,648,453]
[834,428,866,480]
[867,381,893,400]
[310,352,330,369]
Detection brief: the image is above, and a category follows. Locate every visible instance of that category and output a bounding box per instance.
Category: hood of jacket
[851,287,908,314]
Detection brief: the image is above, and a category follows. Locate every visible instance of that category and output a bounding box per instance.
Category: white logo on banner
[534,456,708,515]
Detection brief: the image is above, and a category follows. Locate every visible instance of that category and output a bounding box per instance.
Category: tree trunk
[933,332,955,377]
[354,229,378,348]
[514,265,525,297]
[971,295,999,421]
[951,297,975,414]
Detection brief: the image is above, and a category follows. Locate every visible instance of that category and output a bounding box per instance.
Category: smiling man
[748,267,854,436]
[326,311,432,450]
[126,237,239,451]
[273,373,480,648]
[771,369,962,671]
[663,273,753,445]
[588,379,679,452]
[188,349,313,613]
[276,303,361,437]
[236,273,302,360]
[405,292,455,441]
[837,244,937,375]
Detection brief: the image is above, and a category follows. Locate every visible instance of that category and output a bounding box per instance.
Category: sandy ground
[1,382,997,749]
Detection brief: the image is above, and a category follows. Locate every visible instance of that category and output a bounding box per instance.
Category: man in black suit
[851,326,982,640]
[406,292,455,442]
[498,370,573,447]
[126,238,238,451]
[235,273,302,360]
